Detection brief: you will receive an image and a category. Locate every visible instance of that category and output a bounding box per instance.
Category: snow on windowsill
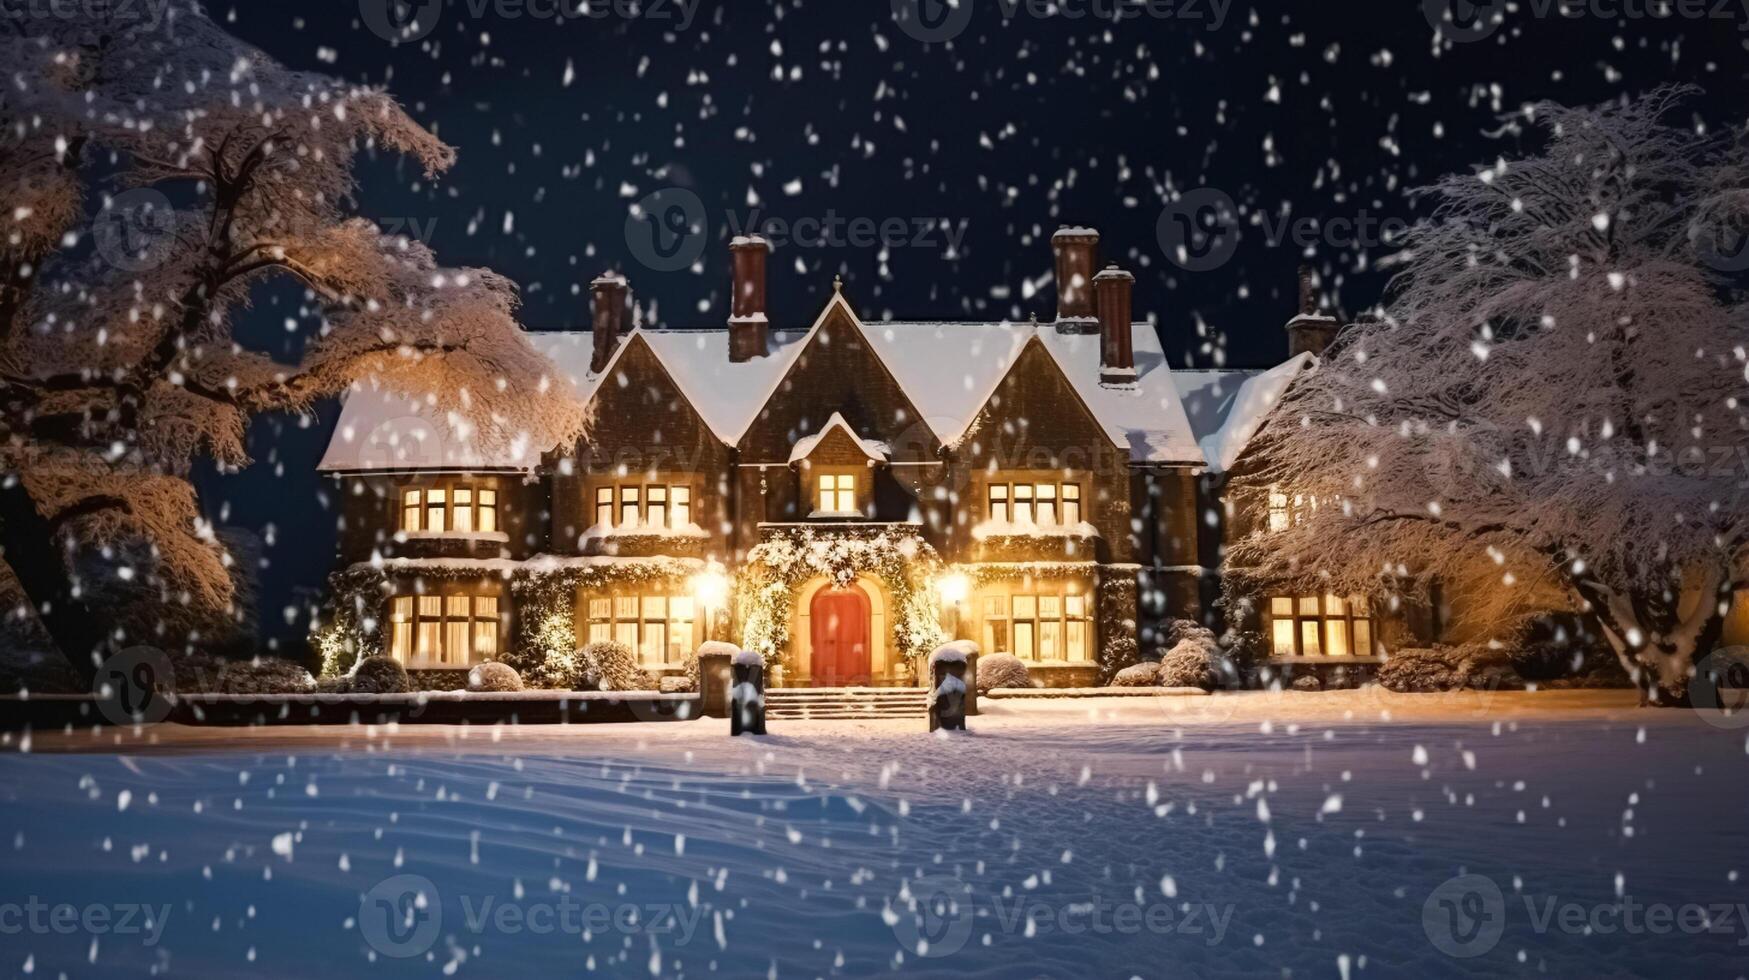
[807,510,871,520]
[581,522,711,541]
[969,519,1101,540]
[396,530,511,544]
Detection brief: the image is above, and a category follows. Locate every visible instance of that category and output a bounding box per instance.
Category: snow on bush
[1162,618,1218,650]
[349,657,412,695]
[571,641,656,692]
[1157,633,1227,691]
[467,662,524,693]
[215,659,316,695]
[659,676,694,694]
[1110,661,1160,687]
[1377,646,1525,693]
[976,653,1032,692]
[1291,675,1323,692]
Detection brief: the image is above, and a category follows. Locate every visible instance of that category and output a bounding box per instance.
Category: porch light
[936,571,971,608]
[691,569,731,611]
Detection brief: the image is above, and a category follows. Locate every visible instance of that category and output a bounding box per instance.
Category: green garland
[736,526,947,676]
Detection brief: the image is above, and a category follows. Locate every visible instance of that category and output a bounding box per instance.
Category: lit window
[478,490,498,534]
[1267,594,1374,658]
[989,485,1009,524]
[985,481,1084,527]
[1013,485,1034,524]
[818,474,856,514]
[452,488,473,533]
[1268,491,1290,533]
[596,487,614,528]
[672,487,691,528]
[390,592,502,666]
[620,487,641,528]
[425,489,447,533]
[401,483,499,535]
[647,487,668,529]
[986,584,1091,662]
[1062,484,1081,525]
[402,491,423,533]
[585,593,697,667]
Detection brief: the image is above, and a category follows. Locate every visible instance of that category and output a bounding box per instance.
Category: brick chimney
[1051,226,1100,333]
[1093,264,1136,386]
[728,235,770,362]
[590,271,628,374]
[1284,264,1340,358]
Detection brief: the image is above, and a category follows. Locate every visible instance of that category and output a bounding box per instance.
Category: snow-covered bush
[215,659,316,695]
[976,653,1032,692]
[1291,675,1322,692]
[467,662,523,693]
[350,657,412,695]
[1377,646,1524,693]
[1111,662,1160,687]
[1157,633,1226,691]
[570,642,656,692]
[1162,618,1218,650]
[659,676,694,694]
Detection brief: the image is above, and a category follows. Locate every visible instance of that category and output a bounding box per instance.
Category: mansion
[317,228,1369,688]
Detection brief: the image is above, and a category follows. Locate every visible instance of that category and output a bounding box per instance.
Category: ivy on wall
[737,527,947,676]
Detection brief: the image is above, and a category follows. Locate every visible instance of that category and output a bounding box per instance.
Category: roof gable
[957,334,1120,460]
[737,292,940,462]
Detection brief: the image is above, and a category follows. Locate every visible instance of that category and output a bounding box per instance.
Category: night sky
[197,0,1748,648]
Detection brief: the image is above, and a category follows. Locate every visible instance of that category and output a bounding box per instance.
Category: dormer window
[1267,487,1315,533]
[401,485,498,535]
[817,473,858,515]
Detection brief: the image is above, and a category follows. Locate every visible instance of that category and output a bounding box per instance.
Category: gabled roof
[1171,352,1315,474]
[788,411,892,464]
[320,289,1295,474]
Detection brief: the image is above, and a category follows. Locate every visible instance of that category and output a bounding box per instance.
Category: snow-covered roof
[321,292,1296,474]
[1171,352,1315,473]
[788,411,891,464]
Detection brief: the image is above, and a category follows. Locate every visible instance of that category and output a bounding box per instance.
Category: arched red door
[810,585,872,686]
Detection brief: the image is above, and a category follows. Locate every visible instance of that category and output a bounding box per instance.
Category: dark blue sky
[199,0,1747,647]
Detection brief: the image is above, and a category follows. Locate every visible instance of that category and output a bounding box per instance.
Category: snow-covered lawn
[2,690,1746,978]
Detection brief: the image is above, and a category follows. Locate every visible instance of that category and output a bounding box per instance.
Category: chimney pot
[728,235,770,362]
[1051,226,1100,332]
[1093,264,1136,386]
[590,271,629,374]
[1285,265,1340,358]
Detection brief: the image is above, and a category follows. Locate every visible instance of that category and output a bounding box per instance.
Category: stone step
[763,687,928,719]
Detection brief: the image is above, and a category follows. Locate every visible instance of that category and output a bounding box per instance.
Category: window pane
[478,490,498,533]
[391,621,411,661]
[1300,620,1322,656]
[1039,595,1062,619]
[589,623,611,644]
[1323,594,1346,617]
[1272,619,1296,656]
[1013,595,1037,619]
[475,595,497,621]
[648,500,667,528]
[1013,485,1033,524]
[1061,487,1080,525]
[989,484,1009,523]
[402,491,422,532]
[426,489,446,533]
[453,488,473,534]
[818,475,835,513]
[644,595,667,619]
[417,622,442,660]
[1271,596,1294,616]
[1067,620,1087,661]
[642,623,666,664]
[1298,596,1321,616]
[615,622,638,649]
[596,488,614,528]
[446,619,470,665]
[837,486,856,513]
[621,487,640,527]
[419,596,443,618]
[986,620,1010,655]
[670,596,694,622]
[1066,595,1086,618]
[669,619,693,662]
[983,595,1008,618]
[1016,622,1035,659]
[672,487,691,527]
[1325,619,1350,658]
[588,598,611,620]
[615,596,639,620]
[1354,620,1373,657]
[474,618,498,657]
[1039,620,1060,659]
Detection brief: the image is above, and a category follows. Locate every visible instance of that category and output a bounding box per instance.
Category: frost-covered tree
[0,5,583,680]
[1229,88,1749,705]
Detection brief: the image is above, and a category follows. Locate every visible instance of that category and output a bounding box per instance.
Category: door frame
[791,575,889,686]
